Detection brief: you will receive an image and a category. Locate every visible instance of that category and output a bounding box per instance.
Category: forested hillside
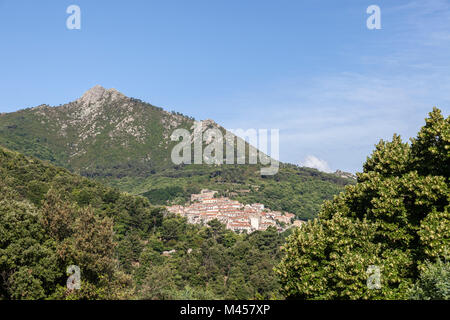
[109,163,350,220]
[0,85,353,220]
[0,146,289,299]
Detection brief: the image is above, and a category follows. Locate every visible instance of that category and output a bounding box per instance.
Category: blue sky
[0,0,449,173]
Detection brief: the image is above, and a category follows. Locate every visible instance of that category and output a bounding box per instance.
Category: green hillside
[107,163,350,220]
[0,85,354,220]
[0,85,195,177]
[0,146,290,299]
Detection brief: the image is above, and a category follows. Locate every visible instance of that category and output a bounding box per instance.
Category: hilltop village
[166,189,305,233]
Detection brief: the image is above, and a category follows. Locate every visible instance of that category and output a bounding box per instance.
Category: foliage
[0,146,288,300]
[276,108,450,299]
[408,258,450,300]
[0,199,60,299]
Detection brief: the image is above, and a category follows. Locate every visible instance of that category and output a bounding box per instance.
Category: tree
[276,108,450,299]
[138,264,178,300]
[0,199,61,299]
[40,189,76,241]
[71,206,116,284]
[161,216,187,242]
[40,190,122,300]
[409,258,450,300]
[410,107,449,177]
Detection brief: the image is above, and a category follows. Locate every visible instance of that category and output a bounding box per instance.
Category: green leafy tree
[0,199,61,299]
[138,264,178,300]
[409,258,450,300]
[276,108,450,299]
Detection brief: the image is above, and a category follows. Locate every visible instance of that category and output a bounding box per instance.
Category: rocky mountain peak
[77,85,125,106]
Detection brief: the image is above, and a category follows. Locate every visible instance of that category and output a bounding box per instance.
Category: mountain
[0,85,354,219]
[0,85,197,177]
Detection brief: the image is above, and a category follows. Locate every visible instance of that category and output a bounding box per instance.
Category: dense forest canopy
[0,146,289,299]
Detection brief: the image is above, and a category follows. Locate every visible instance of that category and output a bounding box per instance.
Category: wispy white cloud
[302,155,333,173]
